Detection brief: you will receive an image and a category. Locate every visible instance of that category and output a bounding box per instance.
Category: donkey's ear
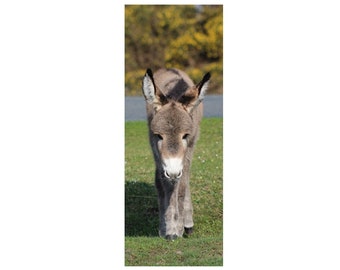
[196,72,211,97]
[185,72,211,113]
[142,69,156,104]
[142,69,165,111]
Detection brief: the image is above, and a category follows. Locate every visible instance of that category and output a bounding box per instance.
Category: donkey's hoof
[165,234,178,241]
[184,226,194,235]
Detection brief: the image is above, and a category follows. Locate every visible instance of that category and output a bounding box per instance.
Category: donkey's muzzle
[163,157,183,181]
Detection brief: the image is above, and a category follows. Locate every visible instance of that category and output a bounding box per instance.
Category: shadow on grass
[125,181,159,237]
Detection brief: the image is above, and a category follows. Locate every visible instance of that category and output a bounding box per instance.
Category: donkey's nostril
[176,170,182,178]
[164,171,170,179]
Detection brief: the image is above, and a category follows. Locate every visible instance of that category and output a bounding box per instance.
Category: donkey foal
[142,68,210,240]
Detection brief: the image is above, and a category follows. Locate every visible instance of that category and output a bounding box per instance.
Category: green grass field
[125,118,223,266]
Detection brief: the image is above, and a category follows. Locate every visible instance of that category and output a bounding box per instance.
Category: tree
[125,5,223,95]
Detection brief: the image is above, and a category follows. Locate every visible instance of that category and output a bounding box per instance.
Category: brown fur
[142,68,210,240]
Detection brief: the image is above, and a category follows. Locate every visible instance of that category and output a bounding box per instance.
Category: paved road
[125,95,223,121]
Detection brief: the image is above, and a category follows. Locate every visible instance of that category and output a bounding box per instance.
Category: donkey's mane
[157,81,197,106]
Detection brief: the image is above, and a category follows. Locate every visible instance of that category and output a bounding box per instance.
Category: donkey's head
[142,68,210,182]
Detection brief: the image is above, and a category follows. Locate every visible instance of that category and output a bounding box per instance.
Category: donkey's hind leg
[178,178,194,236]
[183,184,194,235]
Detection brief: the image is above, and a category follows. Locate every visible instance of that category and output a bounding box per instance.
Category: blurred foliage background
[125,5,223,96]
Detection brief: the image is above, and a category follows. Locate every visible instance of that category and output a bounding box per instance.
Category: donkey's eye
[182,134,189,140]
[156,134,163,140]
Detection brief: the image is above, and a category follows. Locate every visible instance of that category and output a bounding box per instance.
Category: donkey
[142,68,210,240]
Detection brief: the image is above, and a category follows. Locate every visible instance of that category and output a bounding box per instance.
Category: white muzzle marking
[163,157,183,180]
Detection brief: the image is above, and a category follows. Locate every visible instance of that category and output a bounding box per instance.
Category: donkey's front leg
[164,184,181,240]
[157,179,183,240]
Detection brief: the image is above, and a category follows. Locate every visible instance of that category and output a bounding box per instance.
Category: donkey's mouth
[164,172,182,184]
[166,177,181,185]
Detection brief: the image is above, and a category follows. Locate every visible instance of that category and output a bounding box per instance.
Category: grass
[125,117,223,266]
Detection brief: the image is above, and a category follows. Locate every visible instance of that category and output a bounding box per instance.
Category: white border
[1,1,340,269]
